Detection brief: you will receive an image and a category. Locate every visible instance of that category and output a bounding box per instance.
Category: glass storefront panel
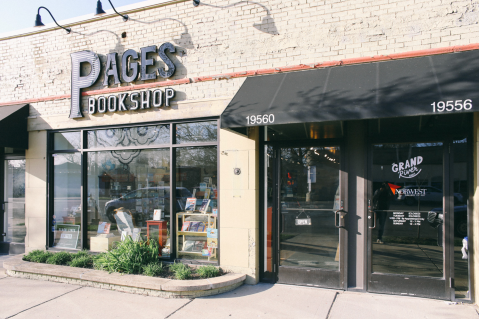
[371,142,445,277]
[54,132,81,150]
[453,138,470,299]
[4,159,25,243]
[52,153,82,249]
[87,125,170,148]
[176,121,217,144]
[279,147,340,270]
[86,149,170,256]
[175,146,218,261]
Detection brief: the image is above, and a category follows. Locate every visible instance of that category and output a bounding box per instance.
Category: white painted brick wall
[1,0,479,129]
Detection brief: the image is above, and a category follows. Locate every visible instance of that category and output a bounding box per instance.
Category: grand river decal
[392,156,423,178]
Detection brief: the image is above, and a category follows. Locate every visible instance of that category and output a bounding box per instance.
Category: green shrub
[46,252,73,265]
[142,262,164,277]
[175,267,192,280]
[168,262,192,280]
[168,262,187,273]
[69,255,94,268]
[71,250,89,260]
[23,250,53,263]
[93,237,160,274]
[196,265,219,278]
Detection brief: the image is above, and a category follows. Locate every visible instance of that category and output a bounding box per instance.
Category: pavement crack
[164,298,194,319]
[4,286,83,318]
[325,292,339,319]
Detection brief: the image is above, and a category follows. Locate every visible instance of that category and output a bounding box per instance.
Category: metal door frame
[366,137,457,300]
[269,139,348,289]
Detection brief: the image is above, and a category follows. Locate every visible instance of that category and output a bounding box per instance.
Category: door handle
[335,209,347,229]
[368,210,377,229]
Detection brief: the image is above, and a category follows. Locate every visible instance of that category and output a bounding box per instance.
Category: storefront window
[86,149,170,255]
[49,120,218,262]
[87,125,169,148]
[176,146,218,261]
[52,153,82,249]
[4,159,25,243]
[176,121,217,144]
[54,132,81,150]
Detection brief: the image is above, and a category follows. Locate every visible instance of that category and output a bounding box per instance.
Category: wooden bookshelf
[176,212,217,261]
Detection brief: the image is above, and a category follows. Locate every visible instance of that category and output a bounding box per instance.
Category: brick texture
[1,0,479,129]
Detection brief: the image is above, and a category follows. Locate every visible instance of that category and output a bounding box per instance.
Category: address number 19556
[246,114,275,125]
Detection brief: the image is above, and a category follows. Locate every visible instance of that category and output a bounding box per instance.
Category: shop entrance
[267,143,347,289]
[366,116,471,300]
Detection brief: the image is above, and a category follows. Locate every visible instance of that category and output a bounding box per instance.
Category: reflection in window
[87,125,170,148]
[4,160,25,243]
[86,149,171,257]
[52,153,82,249]
[54,132,81,150]
[176,121,217,144]
[176,146,218,261]
[371,142,444,277]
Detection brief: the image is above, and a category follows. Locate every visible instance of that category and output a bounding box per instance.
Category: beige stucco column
[24,130,48,252]
[219,127,259,284]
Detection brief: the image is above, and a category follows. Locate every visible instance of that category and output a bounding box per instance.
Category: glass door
[3,159,26,248]
[275,145,347,288]
[367,142,451,299]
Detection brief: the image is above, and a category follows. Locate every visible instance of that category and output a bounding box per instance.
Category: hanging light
[95,0,129,22]
[34,7,71,33]
[193,0,200,6]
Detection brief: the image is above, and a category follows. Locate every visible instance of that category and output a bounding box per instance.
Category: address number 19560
[246,114,275,125]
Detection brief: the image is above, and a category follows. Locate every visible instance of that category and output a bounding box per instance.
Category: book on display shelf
[185,198,196,211]
[197,222,206,232]
[199,199,210,213]
[207,237,218,248]
[189,222,200,232]
[181,221,191,231]
[207,228,218,238]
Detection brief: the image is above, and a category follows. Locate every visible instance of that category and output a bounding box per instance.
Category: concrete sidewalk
[0,275,477,319]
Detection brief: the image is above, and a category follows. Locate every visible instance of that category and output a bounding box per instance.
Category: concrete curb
[4,255,246,298]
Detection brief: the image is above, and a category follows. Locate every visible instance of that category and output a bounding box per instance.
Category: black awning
[221,50,479,129]
[0,104,29,149]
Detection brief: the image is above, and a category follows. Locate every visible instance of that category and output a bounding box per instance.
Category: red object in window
[146,220,168,256]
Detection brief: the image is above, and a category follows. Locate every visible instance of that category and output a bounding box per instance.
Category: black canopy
[221,50,479,129]
[0,104,29,149]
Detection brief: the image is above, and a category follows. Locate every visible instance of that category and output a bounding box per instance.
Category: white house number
[246,114,275,125]
[431,99,472,112]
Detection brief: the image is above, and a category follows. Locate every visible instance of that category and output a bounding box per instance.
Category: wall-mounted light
[34,7,71,33]
[95,0,129,22]
[193,0,200,7]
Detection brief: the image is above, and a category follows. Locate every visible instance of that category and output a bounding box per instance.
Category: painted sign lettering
[391,156,423,179]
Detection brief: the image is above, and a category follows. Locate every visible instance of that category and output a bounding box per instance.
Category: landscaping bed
[22,237,220,280]
[5,238,246,298]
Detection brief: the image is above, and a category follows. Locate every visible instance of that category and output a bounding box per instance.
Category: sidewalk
[0,274,476,319]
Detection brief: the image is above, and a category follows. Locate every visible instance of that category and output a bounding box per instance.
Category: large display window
[48,120,219,263]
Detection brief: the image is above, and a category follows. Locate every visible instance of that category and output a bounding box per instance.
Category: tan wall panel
[26,158,46,189]
[26,217,46,251]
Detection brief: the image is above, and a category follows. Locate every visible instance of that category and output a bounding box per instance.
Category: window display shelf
[178,231,207,236]
[176,212,217,261]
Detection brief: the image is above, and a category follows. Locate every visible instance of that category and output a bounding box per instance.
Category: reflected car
[397,186,463,206]
[104,187,192,223]
[427,205,467,238]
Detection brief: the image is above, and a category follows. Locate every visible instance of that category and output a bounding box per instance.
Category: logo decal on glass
[391,156,423,178]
